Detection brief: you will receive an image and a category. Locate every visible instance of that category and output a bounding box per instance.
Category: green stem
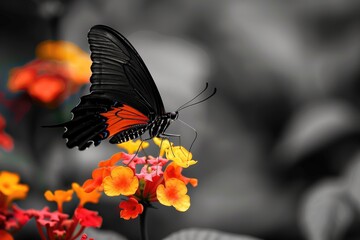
[70,226,85,240]
[140,206,148,240]
[35,222,47,240]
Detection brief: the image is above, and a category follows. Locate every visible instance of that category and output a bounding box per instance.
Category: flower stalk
[140,205,148,240]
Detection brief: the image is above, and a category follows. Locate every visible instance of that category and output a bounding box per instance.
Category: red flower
[27,207,69,228]
[81,233,94,240]
[8,60,69,106]
[119,197,143,220]
[0,115,13,152]
[53,229,66,238]
[0,132,13,152]
[0,230,13,240]
[75,207,102,228]
[12,205,30,227]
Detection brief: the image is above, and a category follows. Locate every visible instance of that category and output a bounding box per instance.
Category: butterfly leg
[125,139,145,167]
[159,132,181,146]
[158,133,183,159]
[161,127,197,161]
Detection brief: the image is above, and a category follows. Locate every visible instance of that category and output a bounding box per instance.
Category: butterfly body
[148,111,179,138]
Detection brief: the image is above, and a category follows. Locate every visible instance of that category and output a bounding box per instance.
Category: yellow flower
[117,139,149,154]
[72,183,101,207]
[0,171,29,207]
[156,178,190,212]
[44,189,73,212]
[103,166,139,197]
[153,137,173,157]
[165,146,197,168]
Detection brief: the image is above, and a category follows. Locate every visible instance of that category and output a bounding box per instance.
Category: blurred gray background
[1,0,360,240]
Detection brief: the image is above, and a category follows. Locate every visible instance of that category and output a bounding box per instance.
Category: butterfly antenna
[178,87,216,111]
[176,83,209,111]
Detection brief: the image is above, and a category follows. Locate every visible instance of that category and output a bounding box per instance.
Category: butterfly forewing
[88,25,165,115]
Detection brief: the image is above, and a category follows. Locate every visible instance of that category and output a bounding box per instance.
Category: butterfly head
[168,111,179,121]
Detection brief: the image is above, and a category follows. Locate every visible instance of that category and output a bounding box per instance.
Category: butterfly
[60,25,215,150]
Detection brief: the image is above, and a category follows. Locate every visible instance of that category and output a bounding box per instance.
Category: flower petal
[119,197,144,220]
[98,152,124,167]
[165,146,197,168]
[153,137,173,157]
[164,163,198,187]
[72,182,101,207]
[44,189,73,212]
[75,207,102,228]
[103,167,139,197]
[156,178,190,212]
[117,139,149,154]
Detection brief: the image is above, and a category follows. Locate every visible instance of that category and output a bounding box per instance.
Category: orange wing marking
[100,105,149,137]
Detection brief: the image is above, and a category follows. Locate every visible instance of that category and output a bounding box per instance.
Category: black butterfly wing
[62,25,165,150]
[88,25,165,115]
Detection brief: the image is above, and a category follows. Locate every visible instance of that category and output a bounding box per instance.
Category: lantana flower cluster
[0,171,29,240]
[8,40,91,106]
[26,183,102,240]
[83,138,198,220]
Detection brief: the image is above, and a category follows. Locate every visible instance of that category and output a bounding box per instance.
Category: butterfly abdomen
[109,125,148,143]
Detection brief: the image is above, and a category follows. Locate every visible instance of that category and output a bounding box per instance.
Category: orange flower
[98,152,124,167]
[165,146,197,168]
[82,168,111,193]
[164,163,198,187]
[103,166,139,197]
[117,139,149,154]
[72,183,101,207]
[119,197,143,220]
[156,178,190,212]
[44,189,73,212]
[28,75,66,103]
[82,152,124,193]
[0,171,29,208]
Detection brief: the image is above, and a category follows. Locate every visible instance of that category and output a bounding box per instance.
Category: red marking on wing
[100,105,149,137]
